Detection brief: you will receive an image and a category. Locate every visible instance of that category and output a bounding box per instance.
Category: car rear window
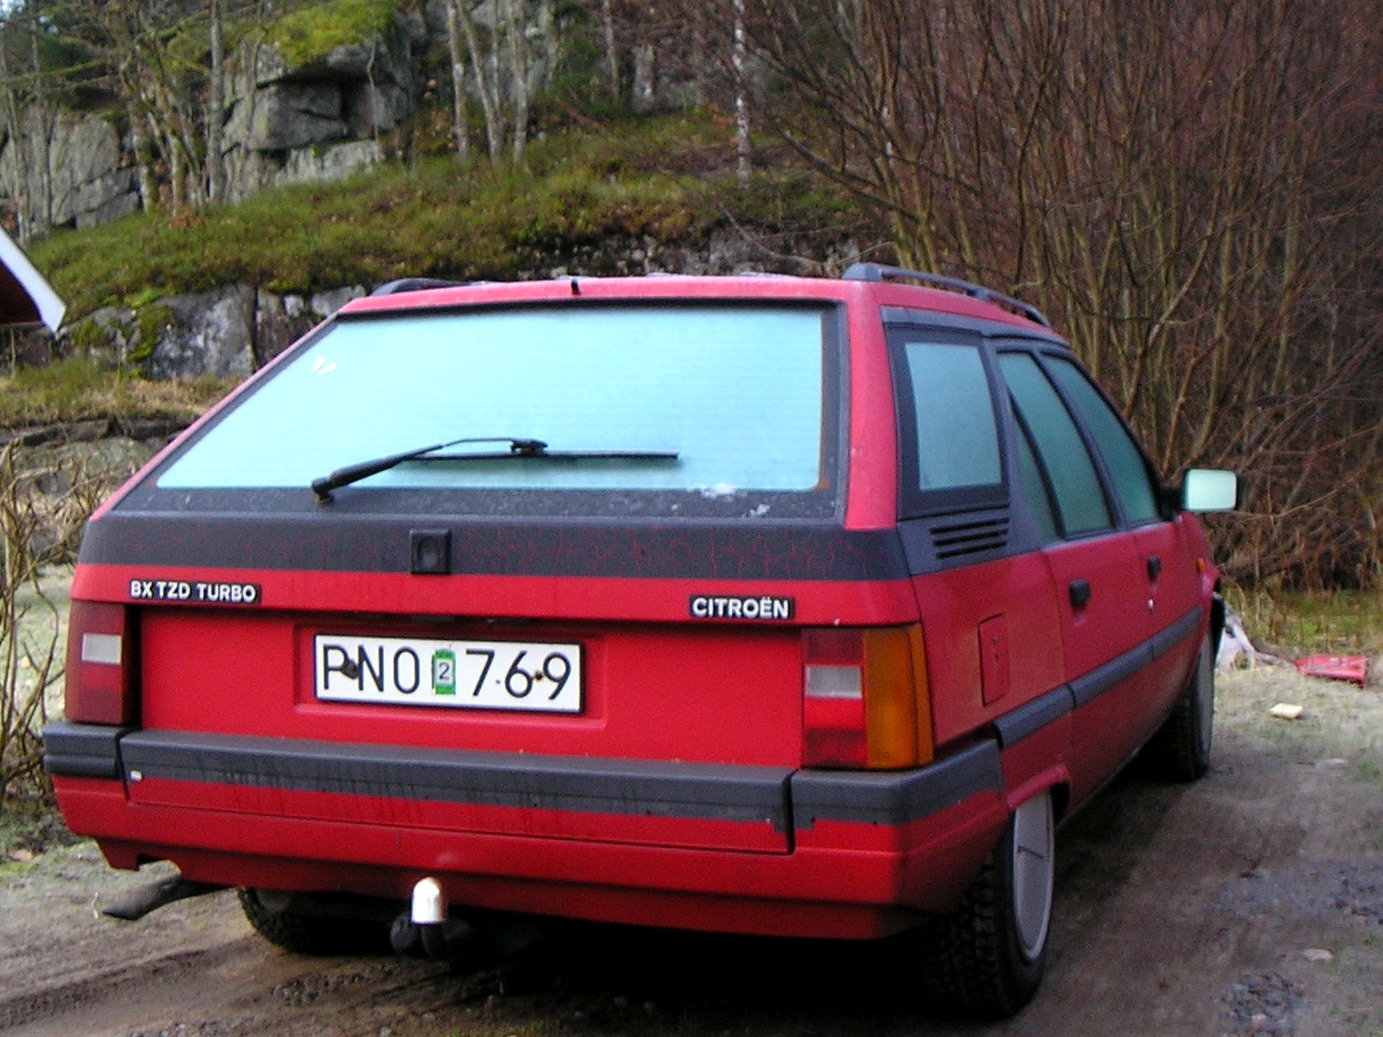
[148,301,842,519]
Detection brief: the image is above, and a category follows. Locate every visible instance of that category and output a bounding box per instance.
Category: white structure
[0,227,65,331]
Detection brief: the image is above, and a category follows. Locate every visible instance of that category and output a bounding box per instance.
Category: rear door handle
[1069,579,1092,610]
[1146,555,1162,581]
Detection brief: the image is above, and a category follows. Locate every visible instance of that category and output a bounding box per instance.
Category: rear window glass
[150,302,841,518]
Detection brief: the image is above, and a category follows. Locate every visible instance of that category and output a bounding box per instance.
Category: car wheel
[1142,638,1214,782]
[919,788,1055,1017]
[237,888,389,955]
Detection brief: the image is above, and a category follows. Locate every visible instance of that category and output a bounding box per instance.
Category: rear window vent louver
[931,517,1010,559]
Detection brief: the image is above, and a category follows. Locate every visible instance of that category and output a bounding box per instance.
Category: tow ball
[388,877,487,961]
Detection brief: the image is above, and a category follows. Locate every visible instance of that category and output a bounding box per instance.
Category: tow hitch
[389,877,542,963]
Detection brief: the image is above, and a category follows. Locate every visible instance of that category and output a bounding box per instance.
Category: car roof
[337,269,1053,334]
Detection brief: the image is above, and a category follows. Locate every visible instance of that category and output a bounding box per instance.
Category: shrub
[0,442,66,796]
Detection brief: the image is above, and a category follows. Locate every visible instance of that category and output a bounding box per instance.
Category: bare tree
[452,0,556,161]
[444,0,472,162]
[740,0,1383,586]
[206,0,225,204]
[503,0,531,159]
[732,0,749,188]
[599,0,620,101]
[0,1,60,238]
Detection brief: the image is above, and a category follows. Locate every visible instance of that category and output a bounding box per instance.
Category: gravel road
[2,664,1380,1037]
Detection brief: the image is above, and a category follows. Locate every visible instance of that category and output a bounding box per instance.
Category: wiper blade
[311,437,678,503]
[312,437,545,502]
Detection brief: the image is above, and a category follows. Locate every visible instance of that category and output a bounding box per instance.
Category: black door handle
[1147,555,1162,581]
[1069,578,1092,609]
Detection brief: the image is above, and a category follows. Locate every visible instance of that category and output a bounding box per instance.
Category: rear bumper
[45,722,1008,939]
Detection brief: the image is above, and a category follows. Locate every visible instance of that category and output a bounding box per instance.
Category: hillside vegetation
[27,115,861,318]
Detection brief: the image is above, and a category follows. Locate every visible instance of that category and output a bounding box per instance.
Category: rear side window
[1044,357,1162,525]
[148,302,841,519]
[891,332,1004,516]
[998,352,1112,536]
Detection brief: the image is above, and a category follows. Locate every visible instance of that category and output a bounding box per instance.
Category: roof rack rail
[370,277,468,297]
[842,262,1050,328]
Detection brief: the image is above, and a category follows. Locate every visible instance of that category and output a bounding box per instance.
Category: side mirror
[1179,468,1239,512]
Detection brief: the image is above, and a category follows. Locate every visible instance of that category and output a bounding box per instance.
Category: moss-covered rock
[267,0,399,69]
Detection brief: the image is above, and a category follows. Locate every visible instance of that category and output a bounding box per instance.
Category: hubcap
[1011,791,1055,961]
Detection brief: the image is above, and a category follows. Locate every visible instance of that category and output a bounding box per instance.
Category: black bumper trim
[42,722,132,780]
[117,730,795,829]
[46,726,1008,834]
[790,741,1003,828]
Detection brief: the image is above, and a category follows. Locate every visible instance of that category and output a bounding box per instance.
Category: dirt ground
[2,663,1380,1037]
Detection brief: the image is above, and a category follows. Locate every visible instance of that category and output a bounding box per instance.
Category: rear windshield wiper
[311,436,678,503]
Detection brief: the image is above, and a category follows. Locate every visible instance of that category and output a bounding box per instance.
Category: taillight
[802,625,933,769]
[65,601,137,726]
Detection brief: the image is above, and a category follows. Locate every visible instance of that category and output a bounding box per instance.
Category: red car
[46,265,1236,1015]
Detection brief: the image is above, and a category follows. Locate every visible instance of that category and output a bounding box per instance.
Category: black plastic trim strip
[992,686,1075,749]
[1070,644,1152,707]
[42,722,132,780]
[1152,605,1203,659]
[791,741,1003,828]
[1070,605,1204,708]
[78,514,911,582]
[993,604,1204,747]
[116,730,795,829]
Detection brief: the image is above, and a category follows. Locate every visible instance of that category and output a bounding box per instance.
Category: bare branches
[739,0,1383,588]
[0,442,62,795]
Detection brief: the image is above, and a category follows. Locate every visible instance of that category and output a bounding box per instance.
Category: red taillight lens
[65,601,137,725]
[803,629,868,766]
[803,626,932,769]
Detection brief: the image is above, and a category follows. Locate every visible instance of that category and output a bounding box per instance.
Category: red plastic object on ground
[1295,655,1369,686]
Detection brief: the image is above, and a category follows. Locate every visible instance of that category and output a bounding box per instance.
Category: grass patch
[1228,586,1383,657]
[0,791,79,862]
[0,358,236,429]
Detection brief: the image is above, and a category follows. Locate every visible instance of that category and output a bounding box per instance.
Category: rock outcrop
[0,111,140,231]
[1,8,433,229]
[69,285,367,382]
[218,12,423,204]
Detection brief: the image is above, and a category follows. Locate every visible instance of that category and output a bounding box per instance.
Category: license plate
[314,634,582,713]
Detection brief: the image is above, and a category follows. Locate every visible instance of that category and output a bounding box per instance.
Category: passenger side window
[892,335,1004,515]
[998,352,1112,536]
[1045,357,1162,525]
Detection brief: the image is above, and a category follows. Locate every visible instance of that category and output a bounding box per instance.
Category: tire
[237,888,390,955]
[1142,638,1215,782]
[919,788,1055,1017]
